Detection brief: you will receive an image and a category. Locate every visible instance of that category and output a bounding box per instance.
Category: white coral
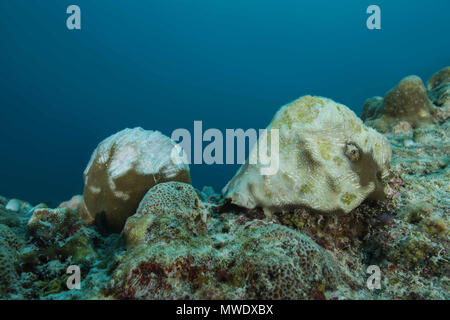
[82,128,191,232]
[223,95,391,215]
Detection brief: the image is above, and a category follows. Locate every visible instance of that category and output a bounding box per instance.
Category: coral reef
[28,207,97,264]
[111,187,350,300]
[0,198,121,299]
[223,95,391,216]
[111,182,232,299]
[0,66,448,300]
[362,119,449,299]
[229,221,344,299]
[0,225,22,295]
[82,127,191,232]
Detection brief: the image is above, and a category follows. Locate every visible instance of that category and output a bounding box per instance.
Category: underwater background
[0,0,449,205]
[0,0,449,301]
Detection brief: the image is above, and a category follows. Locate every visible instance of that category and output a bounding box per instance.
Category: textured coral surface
[224,95,391,216]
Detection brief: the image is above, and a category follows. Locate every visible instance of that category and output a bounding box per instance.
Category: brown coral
[362,76,438,132]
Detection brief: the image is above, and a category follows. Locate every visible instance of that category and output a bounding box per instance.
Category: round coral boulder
[82,128,191,232]
[363,76,440,132]
[223,96,391,216]
[124,181,209,247]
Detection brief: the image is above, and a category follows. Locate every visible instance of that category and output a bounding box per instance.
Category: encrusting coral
[0,225,22,295]
[124,182,210,247]
[229,220,343,299]
[28,207,97,265]
[82,127,191,232]
[112,182,227,299]
[0,198,120,299]
[112,183,350,300]
[223,95,391,217]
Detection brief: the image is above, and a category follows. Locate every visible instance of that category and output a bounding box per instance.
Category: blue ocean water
[0,0,449,205]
